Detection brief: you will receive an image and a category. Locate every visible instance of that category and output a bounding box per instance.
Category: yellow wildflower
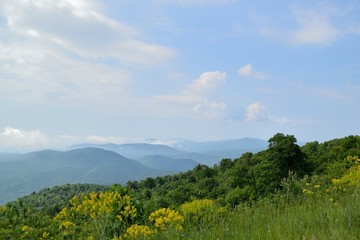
[122,224,154,239]
[149,208,184,232]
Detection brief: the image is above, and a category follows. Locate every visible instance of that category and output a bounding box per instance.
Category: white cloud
[290,6,340,45]
[0,41,131,106]
[0,128,188,151]
[238,64,267,80]
[0,0,174,65]
[0,0,174,108]
[0,127,49,150]
[188,71,226,94]
[244,102,293,125]
[257,4,350,46]
[155,71,227,118]
[245,102,268,122]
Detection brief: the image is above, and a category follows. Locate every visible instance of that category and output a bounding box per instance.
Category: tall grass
[160,190,360,240]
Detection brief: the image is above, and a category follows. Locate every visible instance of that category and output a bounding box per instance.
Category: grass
[159,190,360,240]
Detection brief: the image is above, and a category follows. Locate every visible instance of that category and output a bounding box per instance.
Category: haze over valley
[0,137,268,204]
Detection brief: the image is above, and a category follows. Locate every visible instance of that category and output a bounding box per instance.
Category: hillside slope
[0,148,168,204]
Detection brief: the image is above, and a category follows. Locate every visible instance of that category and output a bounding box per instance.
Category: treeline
[0,133,359,239]
[126,134,360,209]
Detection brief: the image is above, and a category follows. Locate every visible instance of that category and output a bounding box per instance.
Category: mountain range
[71,137,268,165]
[0,138,267,204]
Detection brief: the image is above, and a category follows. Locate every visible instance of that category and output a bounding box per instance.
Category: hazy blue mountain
[0,153,22,162]
[71,143,187,158]
[0,148,169,204]
[136,155,199,172]
[70,138,268,166]
[107,143,187,159]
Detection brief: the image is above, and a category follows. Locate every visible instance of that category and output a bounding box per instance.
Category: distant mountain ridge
[70,137,268,165]
[137,155,199,172]
[0,137,268,204]
[0,148,169,204]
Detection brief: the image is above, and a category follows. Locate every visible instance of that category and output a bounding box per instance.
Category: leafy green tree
[141,177,157,189]
[267,133,308,177]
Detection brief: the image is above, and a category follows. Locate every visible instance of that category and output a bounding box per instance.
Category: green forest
[1,133,360,239]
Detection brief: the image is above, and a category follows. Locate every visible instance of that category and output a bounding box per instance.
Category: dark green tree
[267,133,308,177]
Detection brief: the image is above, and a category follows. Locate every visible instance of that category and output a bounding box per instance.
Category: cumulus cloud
[245,102,268,122]
[244,102,292,125]
[238,64,267,80]
[155,71,227,118]
[0,127,49,150]
[187,71,227,94]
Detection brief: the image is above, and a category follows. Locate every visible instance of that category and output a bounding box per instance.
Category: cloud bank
[0,0,174,107]
[0,127,49,151]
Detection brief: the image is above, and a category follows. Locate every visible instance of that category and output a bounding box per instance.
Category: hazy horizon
[0,0,359,152]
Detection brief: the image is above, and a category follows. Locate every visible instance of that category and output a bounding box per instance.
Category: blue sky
[0,0,359,151]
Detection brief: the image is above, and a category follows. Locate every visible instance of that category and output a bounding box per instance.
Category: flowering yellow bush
[54,191,141,239]
[58,220,75,231]
[121,224,154,239]
[20,225,35,239]
[308,156,360,207]
[0,205,6,214]
[332,156,360,188]
[66,192,137,221]
[148,208,184,231]
[180,199,216,222]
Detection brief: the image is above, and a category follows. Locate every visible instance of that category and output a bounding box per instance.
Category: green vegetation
[1,134,359,239]
[127,134,359,209]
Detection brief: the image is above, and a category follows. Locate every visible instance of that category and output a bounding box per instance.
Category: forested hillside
[1,133,359,239]
[0,138,268,204]
[126,134,359,208]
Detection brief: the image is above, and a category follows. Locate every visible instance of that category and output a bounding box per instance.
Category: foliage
[148,208,184,232]
[51,189,183,239]
[119,224,154,239]
[331,156,360,188]
[1,133,359,239]
[179,198,226,228]
[54,190,144,239]
[302,135,360,176]
[18,183,110,216]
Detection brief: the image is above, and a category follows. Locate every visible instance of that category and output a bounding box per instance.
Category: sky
[0,0,359,151]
